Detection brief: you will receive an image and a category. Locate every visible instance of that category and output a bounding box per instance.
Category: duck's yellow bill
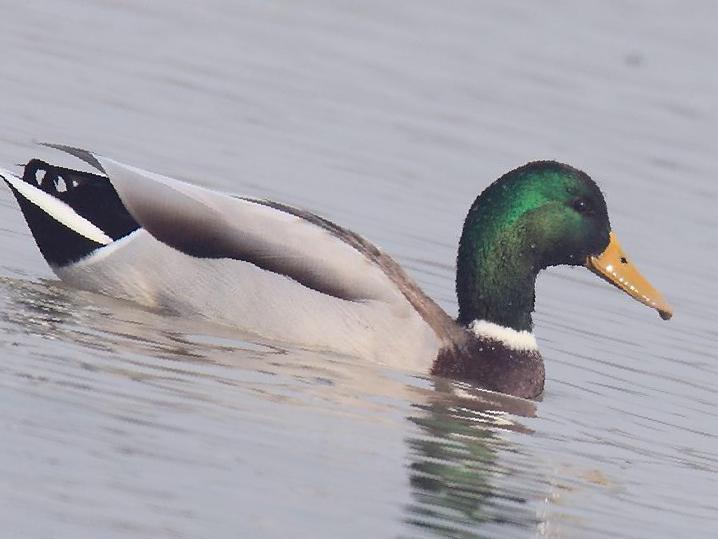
[585,232,673,320]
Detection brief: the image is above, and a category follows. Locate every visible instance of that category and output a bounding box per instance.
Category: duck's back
[1,148,448,368]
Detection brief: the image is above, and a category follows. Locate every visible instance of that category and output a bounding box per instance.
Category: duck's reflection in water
[405,380,543,538]
[3,275,557,538]
[0,276,285,361]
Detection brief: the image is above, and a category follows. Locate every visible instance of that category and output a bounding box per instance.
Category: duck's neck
[456,204,540,333]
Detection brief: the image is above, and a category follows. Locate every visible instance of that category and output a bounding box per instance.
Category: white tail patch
[0,167,112,245]
[55,176,68,193]
[469,320,538,351]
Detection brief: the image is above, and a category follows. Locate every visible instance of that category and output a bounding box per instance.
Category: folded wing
[46,145,401,303]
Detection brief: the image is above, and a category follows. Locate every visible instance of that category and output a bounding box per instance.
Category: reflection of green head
[457,162,611,331]
[405,383,539,536]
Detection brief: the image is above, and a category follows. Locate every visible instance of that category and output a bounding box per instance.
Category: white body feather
[56,229,439,369]
[1,154,439,370]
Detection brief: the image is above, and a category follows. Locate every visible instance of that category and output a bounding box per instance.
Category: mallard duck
[0,145,671,398]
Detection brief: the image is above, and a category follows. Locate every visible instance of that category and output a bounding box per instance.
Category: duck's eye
[572,198,592,215]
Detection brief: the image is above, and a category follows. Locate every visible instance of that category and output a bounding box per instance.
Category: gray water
[0,1,716,537]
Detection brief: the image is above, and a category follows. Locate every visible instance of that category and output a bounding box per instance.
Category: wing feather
[44,146,460,342]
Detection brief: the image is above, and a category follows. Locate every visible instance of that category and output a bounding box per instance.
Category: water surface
[0,1,716,537]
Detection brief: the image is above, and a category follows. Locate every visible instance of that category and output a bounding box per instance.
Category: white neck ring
[468,319,538,351]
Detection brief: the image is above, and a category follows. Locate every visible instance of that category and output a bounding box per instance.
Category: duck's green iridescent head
[457,161,671,332]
